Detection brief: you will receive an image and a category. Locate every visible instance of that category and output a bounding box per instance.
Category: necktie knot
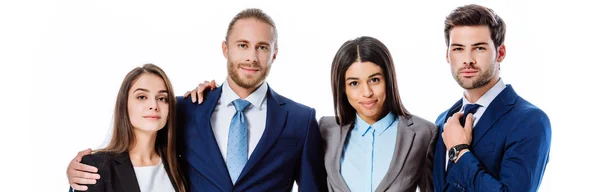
[460,104,481,127]
[463,104,481,115]
[232,99,251,112]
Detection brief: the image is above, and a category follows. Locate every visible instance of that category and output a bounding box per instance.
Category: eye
[452,47,463,51]
[158,97,168,102]
[475,47,487,51]
[370,77,380,83]
[348,81,358,87]
[258,45,269,51]
[137,95,147,100]
[238,43,248,49]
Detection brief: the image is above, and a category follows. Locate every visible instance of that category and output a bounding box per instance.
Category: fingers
[71,177,98,185]
[191,88,198,103]
[452,112,464,120]
[76,149,92,161]
[447,112,463,123]
[71,169,100,180]
[464,113,474,132]
[184,91,191,98]
[75,162,99,174]
[209,80,217,90]
[70,183,88,191]
[197,81,211,104]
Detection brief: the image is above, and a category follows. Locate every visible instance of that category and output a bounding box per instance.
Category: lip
[460,69,478,77]
[359,100,377,108]
[143,115,161,119]
[240,67,259,74]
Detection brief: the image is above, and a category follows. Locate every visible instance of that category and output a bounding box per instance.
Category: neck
[359,111,388,125]
[464,77,500,103]
[227,77,262,99]
[128,129,160,167]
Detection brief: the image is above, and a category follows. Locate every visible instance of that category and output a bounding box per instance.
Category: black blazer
[70,152,179,192]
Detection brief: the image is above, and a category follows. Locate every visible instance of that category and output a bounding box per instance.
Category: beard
[453,63,498,90]
[227,61,270,89]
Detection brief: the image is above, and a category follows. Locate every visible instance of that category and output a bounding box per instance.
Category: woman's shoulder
[81,151,122,168]
[317,116,341,139]
[403,114,438,135]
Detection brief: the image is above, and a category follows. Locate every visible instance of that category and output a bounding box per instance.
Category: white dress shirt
[211,80,268,161]
[133,159,176,192]
[446,78,506,170]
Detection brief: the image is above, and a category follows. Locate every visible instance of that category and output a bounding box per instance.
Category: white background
[2,0,598,191]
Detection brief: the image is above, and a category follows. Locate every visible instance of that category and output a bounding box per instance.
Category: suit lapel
[375,116,416,192]
[114,153,141,192]
[332,123,352,192]
[188,86,233,190]
[470,85,517,147]
[237,87,288,182]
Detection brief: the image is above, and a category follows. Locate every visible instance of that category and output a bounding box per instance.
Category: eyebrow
[133,88,168,94]
[235,39,271,47]
[345,72,384,81]
[451,42,489,47]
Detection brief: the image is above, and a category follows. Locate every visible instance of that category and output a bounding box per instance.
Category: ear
[272,48,278,62]
[445,48,450,64]
[222,41,228,59]
[496,44,506,63]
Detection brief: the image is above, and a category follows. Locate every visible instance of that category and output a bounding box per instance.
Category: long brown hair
[330,36,410,126]
[99,63,186,192]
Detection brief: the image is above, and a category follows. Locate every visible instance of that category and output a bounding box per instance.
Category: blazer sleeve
[418,123,437,192]
[446,108,551,192]
[72,155,106,192]
[294,108,328,192]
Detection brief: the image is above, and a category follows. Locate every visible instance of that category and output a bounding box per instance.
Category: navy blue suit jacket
[432,85,551,192]
[175,85,327,192]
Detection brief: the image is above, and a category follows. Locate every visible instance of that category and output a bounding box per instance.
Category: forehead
[228,18,275,43]
[345,62,383,77]
[449,25,493,44]
[130,73,166,91]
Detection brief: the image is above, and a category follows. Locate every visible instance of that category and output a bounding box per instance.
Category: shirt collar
[461,78,506,109]
[355,112,396,136]
[221,79,269,109]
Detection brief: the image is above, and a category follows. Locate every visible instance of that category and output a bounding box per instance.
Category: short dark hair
[225,8,278,49]
[444,4,506,48]
[330,36,410,126]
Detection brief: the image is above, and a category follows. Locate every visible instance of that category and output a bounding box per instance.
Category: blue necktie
[460,104,481,127]
[226,99,251,184]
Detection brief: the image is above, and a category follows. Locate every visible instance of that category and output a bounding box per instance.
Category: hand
[183,80,217,104]
[67,148,100,191]
[442,112,474,150]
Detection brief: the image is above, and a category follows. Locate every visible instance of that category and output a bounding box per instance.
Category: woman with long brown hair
[71,64,186,192]
[319,36,437,192]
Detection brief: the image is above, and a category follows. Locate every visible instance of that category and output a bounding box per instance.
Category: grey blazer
[319,115,437,192]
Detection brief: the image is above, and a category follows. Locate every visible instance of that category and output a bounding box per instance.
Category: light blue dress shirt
[341,112,398,192]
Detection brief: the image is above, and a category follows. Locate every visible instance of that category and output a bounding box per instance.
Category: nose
[149,99,159,111]
[362,84,374,98]
[245,49,259,66]
[463,51,476,67]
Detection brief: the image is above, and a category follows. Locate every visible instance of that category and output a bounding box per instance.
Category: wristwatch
[448,144,470,162]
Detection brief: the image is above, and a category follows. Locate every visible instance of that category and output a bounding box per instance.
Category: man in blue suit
[432,4,552,192]
[67,8,326,192]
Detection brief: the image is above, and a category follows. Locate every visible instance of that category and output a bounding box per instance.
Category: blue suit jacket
[175,85,327,192]
[432,85,551,192]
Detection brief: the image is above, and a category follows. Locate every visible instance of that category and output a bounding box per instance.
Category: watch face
[449,148,457,160]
